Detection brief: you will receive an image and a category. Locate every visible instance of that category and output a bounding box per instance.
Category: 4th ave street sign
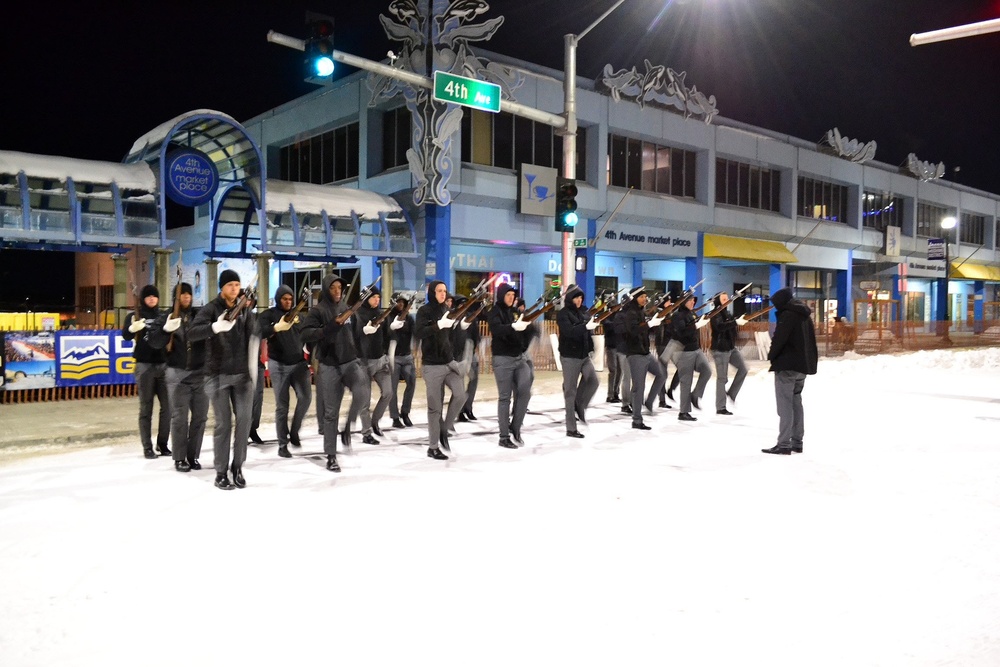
[433,71,501,113]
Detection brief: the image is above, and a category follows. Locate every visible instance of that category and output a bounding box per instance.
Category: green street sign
[433,71,501,113]
[573,238,588,248]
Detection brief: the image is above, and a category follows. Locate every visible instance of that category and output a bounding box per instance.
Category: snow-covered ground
[1,349,999,666]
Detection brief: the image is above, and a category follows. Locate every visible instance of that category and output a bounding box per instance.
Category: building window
[607,135,696,198]
[862,190,902,231]
[916,202,954,238]
[460,109,586,176]
[715,158,780,212]
[797,176,847,223]
[958,212,985,246]
[381,107,410,170]
[278,122,360,184]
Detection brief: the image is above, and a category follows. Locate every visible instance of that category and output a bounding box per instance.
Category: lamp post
[561,0,629,294]
[940,215,956,344]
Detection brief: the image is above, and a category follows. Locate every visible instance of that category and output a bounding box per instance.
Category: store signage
[518,164,557,217]
[927,238,945,261]
[433,71,501,113]
[165,149,219,207]
[595,222,696,257]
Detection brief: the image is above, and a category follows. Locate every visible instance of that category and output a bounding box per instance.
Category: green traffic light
[563,211,579,227]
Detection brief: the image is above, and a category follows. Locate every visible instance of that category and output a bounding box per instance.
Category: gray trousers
[775,370,806,447]
[614,350,632,407]
[628,353,667,425]
[605,347,621,400]
[676,350,712,413]
[389,354,415,419]
[164,367,208,462]
[206,373,253,474]
[423,363,467,448]
[269,359,312,445]
[320,359,370,456]
[364,356,392,425]
[463,358,480,413]
[250,367,265,430]
[712,349,748,410]
[562,356,598,432]
[135,361,170,450]
[494,355,531,439]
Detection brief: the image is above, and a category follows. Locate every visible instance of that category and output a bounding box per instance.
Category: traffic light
[304,14,335,84]
[555,177,579,232]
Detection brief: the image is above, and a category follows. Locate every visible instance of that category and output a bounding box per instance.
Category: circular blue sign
[165,149,219,207]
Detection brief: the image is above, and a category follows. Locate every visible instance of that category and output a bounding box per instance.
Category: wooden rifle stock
[448,292,486,321]
[521,300,556,323]
[595,302,625,324]
[165,278,183,353]
[463,298,490,324]
[741,305,775,322]
[282,285,312,324]
[334,277,381,326]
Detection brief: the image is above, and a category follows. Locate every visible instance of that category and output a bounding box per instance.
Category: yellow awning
[703,234,798,263]
[950,262,1000,281]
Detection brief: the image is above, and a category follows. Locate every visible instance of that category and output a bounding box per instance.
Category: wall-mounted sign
[518,164,557,217]
[165,149,219,207]
[595,221,697,258]
[927,238,945,261]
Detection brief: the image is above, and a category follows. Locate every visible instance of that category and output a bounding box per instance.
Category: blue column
[974,280,984,333]
[769,263,785,322]
[836,249,853,319]
[685,232,705,296]
[934,278,948,324]
[575,217,597,298]
[890,268,902,322]
[424,203,451,285]
[632,257,644,289]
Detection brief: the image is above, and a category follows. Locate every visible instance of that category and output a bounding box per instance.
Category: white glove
[511,318,530,332]
[460,319,471,330]
[128,319,146,333]
[162,315,181,333]
[211,313,235,334]
[648,315,664,328]
[389,319,405,330]
[437,314,456,329]
[695,316,710,329]
[363,321,378,335]
[736,315,748,326]
[585,317,599,331]
[273,317,293,333]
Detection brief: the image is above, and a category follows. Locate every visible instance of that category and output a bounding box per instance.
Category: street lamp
[940,215,956,344]
[561,0,629,294]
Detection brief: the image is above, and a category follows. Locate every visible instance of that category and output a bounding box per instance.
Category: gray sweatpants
[614,350,632,408]
[675,350,712,413]
[463,358,480,413]
[494,354,531,439]
[712,349,748,410]
[774,370,806,448]
[164,367,208,462]
[628,353,667,425]
[389,354,416,419]
[423,363,467,448]
[364,356,393,426]
[269,359,312,445]
[320,359,370,455]
[562,356,598,432]
[206,373,253,474]
[135,361,170,450]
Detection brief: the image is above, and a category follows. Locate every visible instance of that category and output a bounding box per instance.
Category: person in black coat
[763,287,818,455]
[451,295,482,422]
[387,293,416,428]
[621,289,667,430]
[354,288,391,438]
[709,292,749,415]
[488,283,536,448]
[259,284,312,458]
[602,295,623,403]
[123,284,170,459]
[557,285,600,437]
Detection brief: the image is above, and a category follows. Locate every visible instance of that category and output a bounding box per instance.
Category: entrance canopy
[704,234,798,263]
[0,150,160,252]
[950,262,1000,281]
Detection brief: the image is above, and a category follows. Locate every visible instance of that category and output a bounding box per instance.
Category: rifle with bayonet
[334,276,381,325]
[224,274,259,322]
[584,289,610,318]
[700,283,753,322]
[165,251,184,352]
[519,290,565,324]
[463,296,491,324]
[740,305,775,322]
[595,285,647,324]
[281,283,313,324]
[448,274,500,322]
[653,278,706,320]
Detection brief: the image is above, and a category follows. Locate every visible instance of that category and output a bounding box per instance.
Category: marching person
[451,295,482,423]
[622,289,666,430]
[413,280,467,460]
[148,282,207,473]
[355,288,392,437]
[709,292,749,415]
[259,285,311,459]
[123,284,170,459]
[189,269,259,490]
[670,295,712,422]
[763,287,818,455]
[488,283,535,448]
[610,299,633,415]
[602,295,623,404]
[387,293,416,429]
[299,274,374,473]
[557,285,599,437]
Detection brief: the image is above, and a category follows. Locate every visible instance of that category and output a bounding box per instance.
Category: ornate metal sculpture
[906,153,945,181]
[368,0,524,207]
[598,59,718,124]
[824,128,876,163]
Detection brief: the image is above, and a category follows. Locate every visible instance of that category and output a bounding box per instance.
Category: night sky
[2,0,999,309]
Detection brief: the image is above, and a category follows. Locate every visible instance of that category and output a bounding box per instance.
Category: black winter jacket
[670,305,701,352]
[122,306,166,364]
[622,300,652,356]
[148,306,206,371]
[298,275,359,367]
[414,299,455,366]
[188,296,259,376]
[768,288,818,375]
[259,306,307,366]
[710,308,738,352]
[489,285,535,357]
[354,301,388,360]
[557,289,594,359]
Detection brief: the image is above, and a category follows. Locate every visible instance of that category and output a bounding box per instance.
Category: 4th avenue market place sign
[433,71,500,113]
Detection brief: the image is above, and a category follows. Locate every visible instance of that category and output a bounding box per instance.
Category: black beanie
[179,282,193,296]
[219,269,240,287]
[140,284,159,300]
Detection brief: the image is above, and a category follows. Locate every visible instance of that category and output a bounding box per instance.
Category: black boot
[632,422,652,431]
[278,445,292,458]
[289,432,302,447]
[511,426,523,445]
[427,447,449,460]
[188,457,202,470]
[457,412,469,423]
[439,431,451,452]
[609,396,621,404]
[174,459,191,472]
[790,444,803,454]
[363,434,380,445]
[575,406,587,425]
[678,413,697,422]
[566,430,585,439]
[340,430,351,447]
[392,418,404,428]
[249,429,264,445]
[762,445,792,455]
[214,474,234,490]
[620,404,633,415]
[156,444,171,456]
[498,437,517,449]
[231,466,246,488]
[143,447,157,460]
[691,396,701,410]
[717,409,734,416]
[401,413,413,427]
[326,455,341,472]
[372,424,383,437]
[464,410,477,421]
